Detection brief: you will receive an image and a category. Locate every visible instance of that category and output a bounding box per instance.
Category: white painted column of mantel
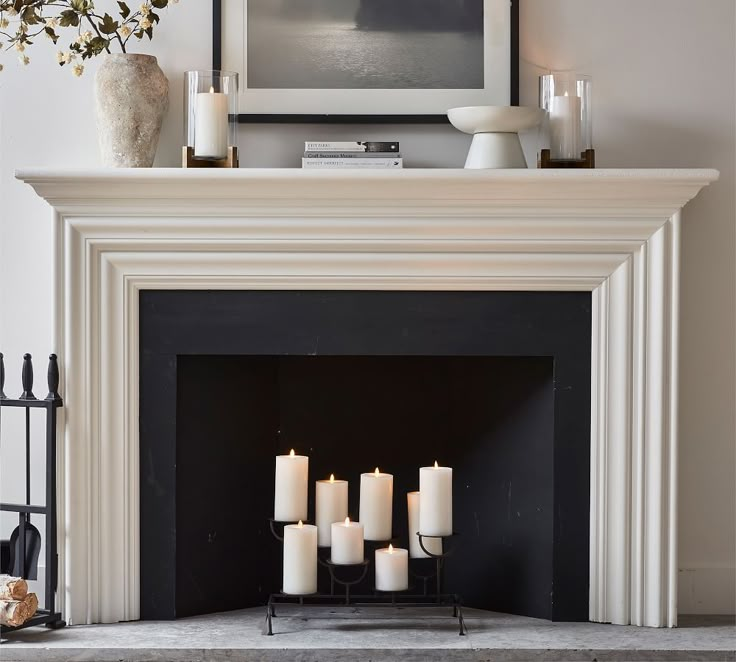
[16,168,717,627]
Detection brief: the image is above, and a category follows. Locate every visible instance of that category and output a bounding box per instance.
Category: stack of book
[302,141,402,169]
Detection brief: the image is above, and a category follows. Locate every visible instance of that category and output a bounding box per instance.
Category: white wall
[1,0,733,615]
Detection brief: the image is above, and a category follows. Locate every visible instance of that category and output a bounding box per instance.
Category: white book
[305,142,367,152]
[302,158,403,169]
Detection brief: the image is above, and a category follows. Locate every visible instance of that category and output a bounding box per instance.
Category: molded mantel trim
[15,167,718,629]
[17,168,718,216]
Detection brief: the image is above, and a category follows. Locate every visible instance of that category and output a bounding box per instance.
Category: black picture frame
[212,0,519,124]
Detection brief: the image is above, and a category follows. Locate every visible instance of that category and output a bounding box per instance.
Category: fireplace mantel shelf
[17,168,717,217]
[16,167,717,629]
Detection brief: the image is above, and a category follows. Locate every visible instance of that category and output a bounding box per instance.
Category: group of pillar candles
[274,450,453,595]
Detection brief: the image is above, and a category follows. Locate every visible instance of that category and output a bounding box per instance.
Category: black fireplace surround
[140,291,591,622]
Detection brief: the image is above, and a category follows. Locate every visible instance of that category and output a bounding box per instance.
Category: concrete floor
[1,607,734,662]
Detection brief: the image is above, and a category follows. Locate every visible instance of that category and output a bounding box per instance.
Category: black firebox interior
[139,291,591,622]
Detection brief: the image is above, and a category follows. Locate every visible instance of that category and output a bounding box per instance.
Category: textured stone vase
[94,54,169,167]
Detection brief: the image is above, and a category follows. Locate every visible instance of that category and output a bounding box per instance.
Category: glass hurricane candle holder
[184,70,238,165]
[539,72,592,161]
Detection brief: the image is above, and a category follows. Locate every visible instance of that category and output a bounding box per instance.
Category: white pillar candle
[375,544,408,592]
[419,461,453,537]
[274,449,308,522]
[549,92,582,160]
[330,517,364,565]
[407,491,443,558]
[359,468,393,541]
[282,520,318,595]
[194,87,228,159]
[316,474,348,547]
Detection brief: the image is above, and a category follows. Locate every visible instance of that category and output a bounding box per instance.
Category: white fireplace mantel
[17,167,718,628]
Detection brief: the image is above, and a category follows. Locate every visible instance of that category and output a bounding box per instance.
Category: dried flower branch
[0,0,179,74]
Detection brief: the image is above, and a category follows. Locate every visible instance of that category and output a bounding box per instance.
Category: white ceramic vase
[94,54,169,167]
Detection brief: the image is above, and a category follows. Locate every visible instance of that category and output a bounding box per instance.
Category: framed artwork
[213,0,519,123]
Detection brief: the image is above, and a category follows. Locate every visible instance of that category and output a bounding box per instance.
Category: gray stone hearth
[2,610,734,662]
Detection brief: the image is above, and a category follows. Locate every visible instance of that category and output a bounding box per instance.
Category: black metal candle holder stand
[321,557,370,603]
[415,532,458,600]
[0,354,66,633]
[265,518,465,636]
[268,517,300,543]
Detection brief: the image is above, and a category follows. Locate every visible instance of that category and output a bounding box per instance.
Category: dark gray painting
[247,0,484,90]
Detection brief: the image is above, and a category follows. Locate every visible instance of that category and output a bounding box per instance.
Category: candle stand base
[265,591,465,636]
[319,556,371,601]
[182,145,239,168]
[539,148,595,168]
[267,523,465,636]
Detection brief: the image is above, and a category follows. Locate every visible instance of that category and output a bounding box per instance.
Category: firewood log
[23,592,38,619]
[0,598,29,627]
[0,575,28,601]
[0,593,38,627]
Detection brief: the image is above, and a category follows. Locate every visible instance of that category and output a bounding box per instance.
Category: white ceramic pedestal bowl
[448,106,545,169]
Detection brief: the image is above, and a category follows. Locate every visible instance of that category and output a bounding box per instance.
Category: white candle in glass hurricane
[419,461,453,537]
[549,91,582,160]
[359,467,393,541]
[194,86,228,159]
[330,517,364,565]
[282,520,318,595]
[375,544,408,592]
[274,449,308,522]
[316,473,349,547]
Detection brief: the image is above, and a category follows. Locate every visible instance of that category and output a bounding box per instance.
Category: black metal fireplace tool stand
[265,518,466,636]
[0,353,66,633]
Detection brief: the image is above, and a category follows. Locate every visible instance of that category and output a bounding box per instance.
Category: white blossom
[75,30,92,45]
[0,0,179,72]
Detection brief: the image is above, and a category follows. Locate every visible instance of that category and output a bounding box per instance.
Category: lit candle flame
[345,517,350,526]
[297,520,303,528]
[289,449,295,457]
[329,473,335,483]
[434,460,439,469]
[374,467,380,477]
[388,544,394,554]
[209,86,215,94]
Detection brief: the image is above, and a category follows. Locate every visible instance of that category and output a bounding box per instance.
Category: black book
[304,152,402,159]
[304,141,400,153]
